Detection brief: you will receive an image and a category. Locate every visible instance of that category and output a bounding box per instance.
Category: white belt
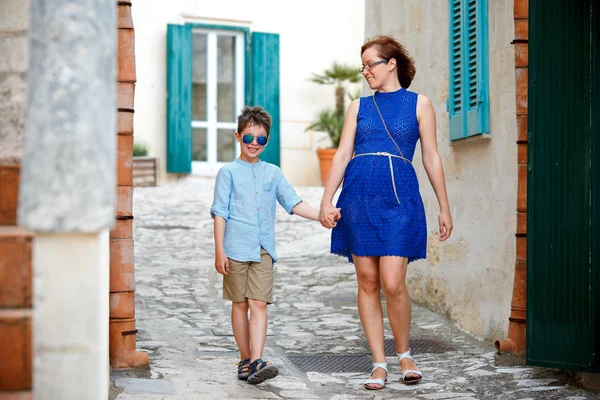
[353,152,412,205]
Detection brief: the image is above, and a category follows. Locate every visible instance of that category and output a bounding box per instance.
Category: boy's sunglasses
[242,134,268,146]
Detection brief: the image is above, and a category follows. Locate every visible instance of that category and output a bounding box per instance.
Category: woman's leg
[353,255,386,388]
[379,256,420,378]
[231,301,250,360]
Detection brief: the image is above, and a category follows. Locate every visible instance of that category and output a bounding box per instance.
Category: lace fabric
[331,88,427,263]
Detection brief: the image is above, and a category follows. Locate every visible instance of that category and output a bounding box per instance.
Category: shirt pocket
[263,179,274,192]
[262,179,275,208]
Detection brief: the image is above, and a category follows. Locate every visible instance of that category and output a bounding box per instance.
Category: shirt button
[256,192,258,195]
[258,207,260,210]
[254,175,256,178]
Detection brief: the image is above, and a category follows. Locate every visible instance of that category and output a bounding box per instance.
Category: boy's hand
[323,208,342,229]
[215,250,229,275]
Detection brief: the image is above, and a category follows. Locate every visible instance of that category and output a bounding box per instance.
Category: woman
[319,35,453,390]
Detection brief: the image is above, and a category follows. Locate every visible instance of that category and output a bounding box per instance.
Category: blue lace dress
[331,88,427,263]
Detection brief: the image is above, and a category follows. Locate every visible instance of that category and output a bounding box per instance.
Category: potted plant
[306,62,362,185]
[132,141,148,157]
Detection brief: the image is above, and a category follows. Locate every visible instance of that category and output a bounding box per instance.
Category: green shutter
[449,0,489,141]
[251,32,280,166]
[448,0,464,140]
[166,24,192,173]
[465,0,489,136]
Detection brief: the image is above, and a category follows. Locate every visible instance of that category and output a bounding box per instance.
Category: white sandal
[363,362,388,390]
[397,349,422,384]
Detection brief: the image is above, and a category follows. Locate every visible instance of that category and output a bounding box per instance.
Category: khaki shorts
[223,248,274,304]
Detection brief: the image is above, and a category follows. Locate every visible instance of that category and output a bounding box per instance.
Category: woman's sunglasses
[241,134,268,146]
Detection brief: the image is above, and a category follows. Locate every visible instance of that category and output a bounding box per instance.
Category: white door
[191,29,244,175]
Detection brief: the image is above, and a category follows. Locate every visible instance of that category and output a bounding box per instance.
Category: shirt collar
[235,158,262,167]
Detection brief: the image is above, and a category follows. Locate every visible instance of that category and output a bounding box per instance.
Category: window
[189,30,244,175]
[166,24,280,174]
[448,0,490,140]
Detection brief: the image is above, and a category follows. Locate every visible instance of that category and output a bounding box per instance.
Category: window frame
[186,24,249,175]
[189,28,246,175]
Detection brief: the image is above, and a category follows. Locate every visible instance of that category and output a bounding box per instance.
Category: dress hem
[331,249,426,264]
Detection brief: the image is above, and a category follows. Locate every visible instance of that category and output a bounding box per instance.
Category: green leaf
[133,142,149,157]
[307,61,362,148]
[305,109,344,148]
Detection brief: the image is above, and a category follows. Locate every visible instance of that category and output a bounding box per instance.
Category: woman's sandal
[247,358,279,385]
[237,357,251,380]
[363,362,388,390]
[397,349,422,384]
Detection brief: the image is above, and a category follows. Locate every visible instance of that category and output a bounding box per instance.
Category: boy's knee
[232,300,249,311]
[247,298,267,311]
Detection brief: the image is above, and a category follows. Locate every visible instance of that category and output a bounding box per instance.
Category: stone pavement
[110,176,596,400]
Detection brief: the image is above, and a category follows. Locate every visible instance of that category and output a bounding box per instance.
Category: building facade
[132,0,365,186]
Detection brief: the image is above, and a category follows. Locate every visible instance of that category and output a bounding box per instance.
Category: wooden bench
[132,157,158,187]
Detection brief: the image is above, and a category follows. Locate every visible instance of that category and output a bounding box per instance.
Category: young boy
[210,106,338,384]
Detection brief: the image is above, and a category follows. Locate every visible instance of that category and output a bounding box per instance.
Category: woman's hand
[320,202,340,229]
[439,211,453,241]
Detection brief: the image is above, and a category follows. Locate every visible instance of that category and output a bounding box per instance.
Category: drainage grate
[287,354,373,373]
[319,296,358,302]
[212,328,275,336]
[319,293,386,303]
[358,337,456,356]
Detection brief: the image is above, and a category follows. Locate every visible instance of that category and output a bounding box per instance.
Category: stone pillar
[18,0,116,398]
[0,0,33,398]
[109,0,148,370]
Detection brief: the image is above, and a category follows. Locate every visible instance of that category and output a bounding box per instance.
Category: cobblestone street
[110,177,595,400]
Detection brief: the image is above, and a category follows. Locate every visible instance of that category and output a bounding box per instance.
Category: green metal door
[527,0,599,371]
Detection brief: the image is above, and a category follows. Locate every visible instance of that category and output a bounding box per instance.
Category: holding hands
[320,202,342,229]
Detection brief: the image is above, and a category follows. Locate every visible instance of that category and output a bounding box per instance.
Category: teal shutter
[448,0,489,141]
[448,0,464,140]
[465,0,489,136]
[166,24,192,173]
[251,32,280,166]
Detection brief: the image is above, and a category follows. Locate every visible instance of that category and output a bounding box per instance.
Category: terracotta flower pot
[316,148,336,186]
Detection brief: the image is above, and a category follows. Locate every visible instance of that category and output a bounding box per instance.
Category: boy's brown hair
[361,35,416,89]
[237,106,272,137]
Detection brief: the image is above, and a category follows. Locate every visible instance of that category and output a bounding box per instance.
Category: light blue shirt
[210,158,302,263]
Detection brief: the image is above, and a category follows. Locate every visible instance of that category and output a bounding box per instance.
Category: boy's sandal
[237,357,251,380]
[247,358,279,385]
[363,362,388,390]
[397,349,422,384]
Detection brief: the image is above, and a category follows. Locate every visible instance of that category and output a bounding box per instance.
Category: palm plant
[306,62,362,148]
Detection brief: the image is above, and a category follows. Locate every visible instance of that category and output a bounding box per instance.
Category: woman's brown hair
[361,35,416,88]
